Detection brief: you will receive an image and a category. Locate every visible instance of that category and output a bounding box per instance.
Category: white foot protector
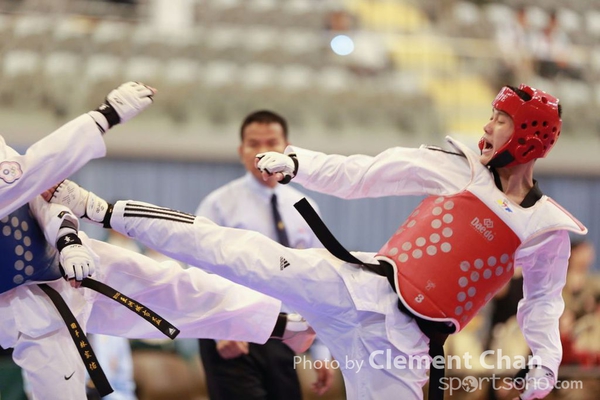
[281,314,316,354]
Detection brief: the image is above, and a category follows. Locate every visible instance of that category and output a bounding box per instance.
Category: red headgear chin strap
[482,84,562,168]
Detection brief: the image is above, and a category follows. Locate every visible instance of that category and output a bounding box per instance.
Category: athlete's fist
[95,81,156,129]
[44,180,110,226]
[514,366,555,400]
[255,152,298,184]
[215,340,249,359]
[57,235,95,286]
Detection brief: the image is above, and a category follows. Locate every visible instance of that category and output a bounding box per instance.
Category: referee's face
[240,122,289,187]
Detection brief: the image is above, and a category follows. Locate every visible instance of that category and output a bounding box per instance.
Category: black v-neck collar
[490,167,543,208]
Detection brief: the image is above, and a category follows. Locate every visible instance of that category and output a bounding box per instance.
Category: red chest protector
[377,192,521,331]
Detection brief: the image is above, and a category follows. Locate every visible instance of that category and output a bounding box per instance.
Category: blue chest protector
[0,204,62,293]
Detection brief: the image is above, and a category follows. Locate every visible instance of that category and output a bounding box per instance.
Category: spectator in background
[86,334,136,400]
[96,0,137,5]
[529,9,583,80]
[324,9,393,77]
[485,270,524,350]
[563,239,599,320]
[556,239,600,400]
[561,239,600,365]
[196,110,335,400]
[494,6,534,87]
[0,346,26,400]
[92,0,138,19]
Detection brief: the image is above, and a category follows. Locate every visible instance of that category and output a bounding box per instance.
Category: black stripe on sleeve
[123,202,196,224]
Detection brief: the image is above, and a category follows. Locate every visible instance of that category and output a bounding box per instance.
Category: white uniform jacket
[0,115,106,217]
[0,115,106,344]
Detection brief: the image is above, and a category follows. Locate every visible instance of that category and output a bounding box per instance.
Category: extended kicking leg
[45,180,316,353]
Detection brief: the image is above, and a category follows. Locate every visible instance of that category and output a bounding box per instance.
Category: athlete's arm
[259,145,470,200]
[516,230,570,378]
[0,82,155,218]
[29,196,96,286]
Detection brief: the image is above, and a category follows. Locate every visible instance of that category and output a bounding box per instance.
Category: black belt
[40,277,181,397]
[80,278,180,340]
[294,198,452,400]
[39,283,113,396]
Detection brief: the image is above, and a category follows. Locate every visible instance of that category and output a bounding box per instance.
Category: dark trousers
[199,338,302,400]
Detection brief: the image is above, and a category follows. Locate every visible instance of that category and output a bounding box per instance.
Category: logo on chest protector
[470,217,495,241]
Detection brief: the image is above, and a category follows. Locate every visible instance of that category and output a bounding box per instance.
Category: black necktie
[270,193,290,247]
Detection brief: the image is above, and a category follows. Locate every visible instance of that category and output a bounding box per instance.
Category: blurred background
[1,0,600,399]
[0,0,596,256]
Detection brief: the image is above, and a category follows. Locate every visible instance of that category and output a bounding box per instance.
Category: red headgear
[480,84,562,168]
